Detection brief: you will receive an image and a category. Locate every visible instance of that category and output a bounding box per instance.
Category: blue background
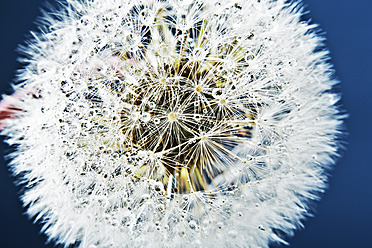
[0,0,371,247]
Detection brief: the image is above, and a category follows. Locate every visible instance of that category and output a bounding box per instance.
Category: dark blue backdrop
[0,0,371,247]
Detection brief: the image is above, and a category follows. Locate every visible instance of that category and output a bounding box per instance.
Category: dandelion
[1,0,343,247]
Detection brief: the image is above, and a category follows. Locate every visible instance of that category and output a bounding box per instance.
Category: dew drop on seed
[153,118,160,124]
[141,112,151,122]
[228,230,237,238]
[189,220,197,230]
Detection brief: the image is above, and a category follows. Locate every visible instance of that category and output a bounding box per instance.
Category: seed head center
[195,85,203,93]
[168,112,178,122]
[220,99,227,105]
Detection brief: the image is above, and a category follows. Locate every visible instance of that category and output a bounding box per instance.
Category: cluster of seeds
[4,0,342,247]
[71,3,261,195]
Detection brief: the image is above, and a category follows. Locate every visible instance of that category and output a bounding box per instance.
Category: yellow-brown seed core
[168,112,178,122]
[195,85,203,93]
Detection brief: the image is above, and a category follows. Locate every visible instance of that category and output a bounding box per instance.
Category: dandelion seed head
[2,0,344,247]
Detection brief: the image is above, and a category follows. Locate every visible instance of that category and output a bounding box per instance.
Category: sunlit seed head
[3,0,344,247]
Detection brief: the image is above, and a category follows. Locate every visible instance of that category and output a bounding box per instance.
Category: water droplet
[228,230,237,238]
[141,112,151,122]
[194,115,201,121]
[153,118,160,124]
[189,220,197,230]
[158,45,172,57]
[245,54,255,60]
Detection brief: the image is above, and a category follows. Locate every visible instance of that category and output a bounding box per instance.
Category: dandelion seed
[1,0,344,247]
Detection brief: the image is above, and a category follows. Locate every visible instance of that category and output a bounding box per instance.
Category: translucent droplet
[194,115,201,121]
[153,118,160,124]
[141,112,151,122]
[149,101,156,108]
[158,45,171,57]
[228,230,237,238]
[189,220,197,230]
[245,54,255,60]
